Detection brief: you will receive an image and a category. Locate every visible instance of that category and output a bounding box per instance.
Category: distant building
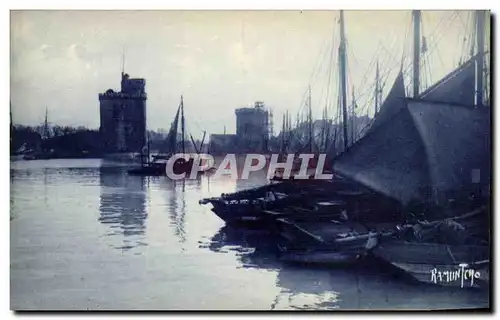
[235,101,271,152]
[99,72,147,153]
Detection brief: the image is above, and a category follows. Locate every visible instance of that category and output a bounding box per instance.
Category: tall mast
[281,113,286,153]
[10,102,13,134]
[43,107,49,140]
[413,10,421,97]
[181,95,185,154]
[469,12,477,59]
[199,131,206,154]
[308,85,313,153]
[147,133,151,165]
[296,111,300,132]
[374,60,380,114]
[121,46,126,79]
[476,10,485,106]
[339,10,349,151]
[351,86,356,144]
[320,107,325,153]
[288,111,292,136]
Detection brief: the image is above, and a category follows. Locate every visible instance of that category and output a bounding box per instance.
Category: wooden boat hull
[200,178,400,228]
[275,218,381,265]
[278,247,361,265]
[207,195,345,228]
[209,207,265,228]
[201,180,352,227]
[372,241,490,288]
[276,219,368,245]
[276,232,379,265]
[388,262,489,289]
[128,157,209,177]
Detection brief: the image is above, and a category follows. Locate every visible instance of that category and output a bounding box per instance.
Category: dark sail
[332,99,490,205]
[331,53,491,206]
[165,104,181,154]
[367,71,406,134]
[326,71,406,160]
[418,55,477,106]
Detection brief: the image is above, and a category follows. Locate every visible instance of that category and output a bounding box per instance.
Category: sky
[10,10,488,137]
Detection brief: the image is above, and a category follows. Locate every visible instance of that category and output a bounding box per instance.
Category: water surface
[10,159,489,310]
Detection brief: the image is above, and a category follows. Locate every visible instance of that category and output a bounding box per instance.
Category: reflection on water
[201,225,490,310]
[155,176,204,246]
[98,167,148,251]
[203,226,279,268]
[166,179,187,244]
[10,159,490,310]
[201,226,342,310]
[201,226,344,310]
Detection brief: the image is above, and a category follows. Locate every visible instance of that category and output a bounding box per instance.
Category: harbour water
[10,159,489,310]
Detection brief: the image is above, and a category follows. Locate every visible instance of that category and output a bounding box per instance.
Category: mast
[339,10,349,151]
[351,86,356,144]
[281,113,286,154]
[43,107,49,140]
[10,102,12,135]
[413,10,421,97]
[308,85,313,153]
[469,12,477,60]
[375,60,380,114]
[199,131,206,154]
[147,133,151,165]
[288,111,292,150]
[320,107,326,153]
[476,10,485,106]
[121,47,125,77]
[181,95,185,154]
[323,106,331,153]
[189,134,199,154]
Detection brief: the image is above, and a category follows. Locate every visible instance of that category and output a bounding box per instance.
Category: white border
[4,0,497,319]
[5,0,497,10]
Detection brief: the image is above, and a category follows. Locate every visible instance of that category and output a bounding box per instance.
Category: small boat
[276,218,384,265]
[200,175,398,228]
[200,180,338,227]
[128,95,209,177]
[128,132,165,176]
[278,245,366,265]
[371,208,490,288]
[128,161,165,176]
[372,241,489,289]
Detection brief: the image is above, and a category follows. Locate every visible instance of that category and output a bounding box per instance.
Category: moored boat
[372,241,489,289]
[200,179,344,227]
[276,218,384,265]
[129,95,209,177]
[371,206,490,288]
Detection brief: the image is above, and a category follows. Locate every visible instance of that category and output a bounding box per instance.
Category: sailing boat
[330,10,490,286]
[128,95,207,176]
[333,10,490,207]
[23,107,54,160]
[128,133,165,175]
[271,11,490,267]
